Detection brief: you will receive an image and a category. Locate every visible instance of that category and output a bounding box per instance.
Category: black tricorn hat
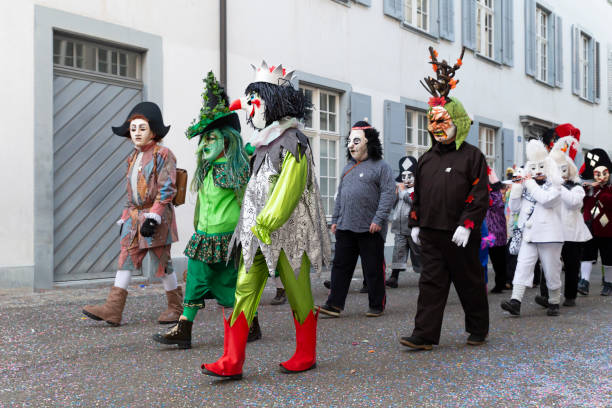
[581,148,612,180]
[395,156,417,182]
[112,101,170,138]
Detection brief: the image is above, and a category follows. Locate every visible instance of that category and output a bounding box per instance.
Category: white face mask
[558,164,569,180]
[129,118,154,148]
[247,91,266,130]
[594,166,610,184]
[348,130,368,161]
[527,160,547,179]
[401,171,414,186]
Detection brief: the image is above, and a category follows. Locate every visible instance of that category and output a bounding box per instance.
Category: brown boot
[158,286,183,324]
[82,286,128,326]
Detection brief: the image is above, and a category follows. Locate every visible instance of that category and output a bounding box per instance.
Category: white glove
[116,219,125,226]
[451,226,471,247]
[411,227,420,246]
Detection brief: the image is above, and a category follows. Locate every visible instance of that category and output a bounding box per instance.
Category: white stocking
[114,270,132,289]
[161,271,178,291]
[604,265,612,283]
[548,288,561,305]
[580,261,593,282]
[511,284,527,302]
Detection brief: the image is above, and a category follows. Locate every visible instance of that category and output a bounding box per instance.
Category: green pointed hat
[185,71,241,139]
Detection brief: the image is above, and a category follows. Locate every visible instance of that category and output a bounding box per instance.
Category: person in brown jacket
[82,102,182,326]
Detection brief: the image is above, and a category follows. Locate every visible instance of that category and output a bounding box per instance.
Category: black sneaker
[247,316,262,342]
[501,299,521,316]
[489,286,505,294]
[547,304,560,316]
[601,282,612,297]
[534,295,550,308]
[365,308,384,317]
[270,288,287,305]
[562,298,576,307]
[323,280,331,289]
[466,333,487,346]
[318,304,341,317]
[577,279,589,295]
[385,276,398,288]
[399,335,433,350]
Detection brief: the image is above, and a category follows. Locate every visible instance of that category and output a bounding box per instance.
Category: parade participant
[400,47,490,350]
[536,127,591,307]
[487,168,508,293]
[83,102,180,326]
[387,156,421,288]
[578,148,612,296]
[152,72,257,349]
[501,139,564,316]
[202,61,331,379]
[318,121,395,317]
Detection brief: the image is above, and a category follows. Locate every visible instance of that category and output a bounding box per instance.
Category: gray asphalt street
[1,270,610,407]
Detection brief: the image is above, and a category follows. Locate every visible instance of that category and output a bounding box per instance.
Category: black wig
[244,80,310,128]
[346,121,383,161]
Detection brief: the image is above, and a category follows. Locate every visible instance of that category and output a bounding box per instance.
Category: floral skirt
[184,231,232,264]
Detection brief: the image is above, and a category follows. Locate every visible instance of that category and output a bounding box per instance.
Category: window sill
[473,52,502,67]
[400,23,439,42]
[529,76,556,89]
[331,0,351,7]
[575,95,596,105]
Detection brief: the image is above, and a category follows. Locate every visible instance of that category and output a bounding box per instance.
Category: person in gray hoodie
[319,121,396,317]
[387,156,421,288]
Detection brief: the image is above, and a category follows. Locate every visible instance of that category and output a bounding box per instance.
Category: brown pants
[411,227,489,344]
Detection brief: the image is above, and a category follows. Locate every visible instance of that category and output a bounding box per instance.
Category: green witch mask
[198,130,225,161]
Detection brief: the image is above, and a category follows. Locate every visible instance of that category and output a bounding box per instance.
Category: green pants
[231,250,314,326]
[184,258,238,308]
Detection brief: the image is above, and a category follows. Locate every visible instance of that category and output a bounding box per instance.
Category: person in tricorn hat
[152,72,259,349]
[387,156,421,288]
[82,101,181,326]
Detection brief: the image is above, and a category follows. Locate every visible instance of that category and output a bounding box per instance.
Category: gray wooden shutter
[554,15,563,87]
[466,118,479,147]
[439,0,455,41]
[350,92,372,124]
[502,128,515,171]
[502,0,514,66]
[594,41,601,103]
[588,37,595,102]
[462,0,476,50]
[383,100,407,179]
[608,47,612,110]
[524,0,536,77]
[430,0,439,38]
[546,14,556,86]
[493,0,503,62]
[354,0,371,6]
[571,25,580,95]
[383,0,403,21]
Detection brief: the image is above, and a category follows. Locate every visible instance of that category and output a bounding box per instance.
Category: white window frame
[405,108,430,159]
[404,0,429,32]
[535,7,548,83]
[476,0,494,59]
[300,85,341,219]
[580,33,590,99]
[479,126,496,169]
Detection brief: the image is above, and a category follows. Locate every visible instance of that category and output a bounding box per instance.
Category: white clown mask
[348,129,368,161]
[230,92,267,130]
[594,166,610,184]
[525,139,550,181]
[129,118,154,148]
[401,170,414,186]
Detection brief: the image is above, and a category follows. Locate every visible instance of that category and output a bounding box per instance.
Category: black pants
[488,245,507,289]
[539,241,581,300]
[505,241,517,285]
[412,228,489,344]
[327,230,386,311]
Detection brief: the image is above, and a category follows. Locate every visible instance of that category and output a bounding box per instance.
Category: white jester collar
[246,117,300,148]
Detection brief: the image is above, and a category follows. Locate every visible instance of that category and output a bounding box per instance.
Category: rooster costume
[202,61,331,379]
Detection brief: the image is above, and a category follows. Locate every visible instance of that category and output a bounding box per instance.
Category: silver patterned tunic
[230,128,331,277]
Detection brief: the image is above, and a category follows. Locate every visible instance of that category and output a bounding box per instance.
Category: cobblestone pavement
[1,270,610,407]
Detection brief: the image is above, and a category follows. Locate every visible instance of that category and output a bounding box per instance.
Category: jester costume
[202,61,331,379]
[153,72,251,349]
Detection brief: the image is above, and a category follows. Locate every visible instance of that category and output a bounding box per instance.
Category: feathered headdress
[420,46,466,107]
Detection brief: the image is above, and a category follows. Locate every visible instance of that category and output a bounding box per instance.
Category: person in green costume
[202,61,331,379]
[152,72,257,349]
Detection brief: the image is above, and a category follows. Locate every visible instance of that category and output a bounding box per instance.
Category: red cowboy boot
[202,311,249,380]
[280,309,318,373]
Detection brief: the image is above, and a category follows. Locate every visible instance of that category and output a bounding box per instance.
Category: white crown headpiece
[250,60,295,85]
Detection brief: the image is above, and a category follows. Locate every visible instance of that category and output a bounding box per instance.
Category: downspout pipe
[220,0,227,87]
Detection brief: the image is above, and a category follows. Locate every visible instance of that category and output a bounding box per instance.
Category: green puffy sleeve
[252,151,307,244]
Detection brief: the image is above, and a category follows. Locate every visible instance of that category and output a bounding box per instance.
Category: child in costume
[202,61,331,379]
[400,47,490,350]
[487,168,508,293]
[578,148,612,296]
[387,156,421,288]
[82,102,181,326]
[501,139,564,316]
[152,72,255,349]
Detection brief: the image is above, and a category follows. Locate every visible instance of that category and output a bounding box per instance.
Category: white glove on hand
[411,227,420,246]
[451,226,471,247]
[116,219,125,226]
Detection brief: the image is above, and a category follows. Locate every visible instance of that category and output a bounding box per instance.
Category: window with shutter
[572,27,599,104]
